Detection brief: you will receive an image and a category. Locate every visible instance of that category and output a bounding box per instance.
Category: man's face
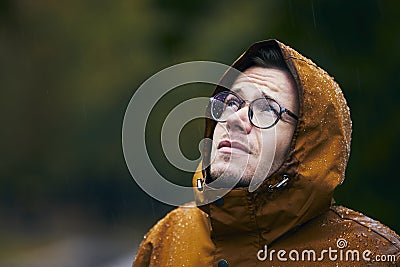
[209,66,299,187]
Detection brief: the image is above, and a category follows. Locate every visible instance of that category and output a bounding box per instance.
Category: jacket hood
[192,39,352,244]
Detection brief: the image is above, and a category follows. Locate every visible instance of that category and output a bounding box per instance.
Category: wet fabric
[133,40,400,266]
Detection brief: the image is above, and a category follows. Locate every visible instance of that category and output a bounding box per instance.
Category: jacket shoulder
[132,202,209,266]
[329,205,400,263]
[330,205,400,246]
[145,202,208,239]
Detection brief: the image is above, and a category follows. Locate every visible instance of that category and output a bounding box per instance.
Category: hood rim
[200,39,304,193]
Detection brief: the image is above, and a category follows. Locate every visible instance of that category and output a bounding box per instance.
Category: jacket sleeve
[131,209,176,267]
[132,238,153,267]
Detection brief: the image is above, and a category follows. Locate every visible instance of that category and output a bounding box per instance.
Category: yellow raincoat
[133,40,400,266]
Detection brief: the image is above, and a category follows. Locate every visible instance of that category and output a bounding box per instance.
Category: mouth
[217,140,251,154]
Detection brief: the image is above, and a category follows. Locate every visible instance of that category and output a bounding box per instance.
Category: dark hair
[251,47,288,71]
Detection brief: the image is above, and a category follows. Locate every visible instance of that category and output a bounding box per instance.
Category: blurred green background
[1,0,399,266]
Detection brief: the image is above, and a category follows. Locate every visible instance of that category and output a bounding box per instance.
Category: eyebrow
[231,87,274,100]
[232,87,243,94]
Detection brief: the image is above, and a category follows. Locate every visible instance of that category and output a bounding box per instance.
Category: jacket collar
[193,150,331,245]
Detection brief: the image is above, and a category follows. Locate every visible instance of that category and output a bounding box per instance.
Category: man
[133,40,400,266]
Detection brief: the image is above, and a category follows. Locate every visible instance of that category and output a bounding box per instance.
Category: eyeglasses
[210,91,298,129]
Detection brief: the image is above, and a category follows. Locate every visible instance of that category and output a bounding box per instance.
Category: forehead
[231,67,297,107]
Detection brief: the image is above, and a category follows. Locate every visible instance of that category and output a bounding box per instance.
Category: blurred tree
[0,0,398,240]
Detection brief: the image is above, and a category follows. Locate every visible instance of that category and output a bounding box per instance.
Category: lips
[217,140,251,154]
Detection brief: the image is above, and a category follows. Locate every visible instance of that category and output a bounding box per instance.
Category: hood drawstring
[197,175,290,193]
[197,178,204,192]
[268,174,290,192]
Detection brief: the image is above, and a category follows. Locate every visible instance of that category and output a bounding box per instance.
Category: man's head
[208,48,299,187]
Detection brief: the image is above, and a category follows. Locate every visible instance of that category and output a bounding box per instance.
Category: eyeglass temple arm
[283,108,298,120]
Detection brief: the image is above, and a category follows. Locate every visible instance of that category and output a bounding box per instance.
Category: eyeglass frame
[210,90,299,129]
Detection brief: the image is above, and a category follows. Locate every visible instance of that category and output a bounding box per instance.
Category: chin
[235,181,251,188]
[210,161,254,183]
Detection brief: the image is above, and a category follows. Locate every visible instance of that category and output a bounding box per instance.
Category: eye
[265,104,279,114]
[226,99,240,108]
[264,99,280,115]
[224,95,241,111]
[251,99,281,121]
[256,101,277,114]
[259,103,271,111]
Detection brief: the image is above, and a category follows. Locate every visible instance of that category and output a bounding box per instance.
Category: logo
[257,238,397,263]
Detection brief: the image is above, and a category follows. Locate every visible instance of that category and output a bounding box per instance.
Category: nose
[225,105,252,134]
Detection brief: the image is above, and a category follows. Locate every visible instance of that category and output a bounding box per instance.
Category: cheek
[212,124,227,149]
[258,129,276,153]
[211,124,225,157]
[212,123,225,139]
[275,124,295,156]
[258,131,277,162]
